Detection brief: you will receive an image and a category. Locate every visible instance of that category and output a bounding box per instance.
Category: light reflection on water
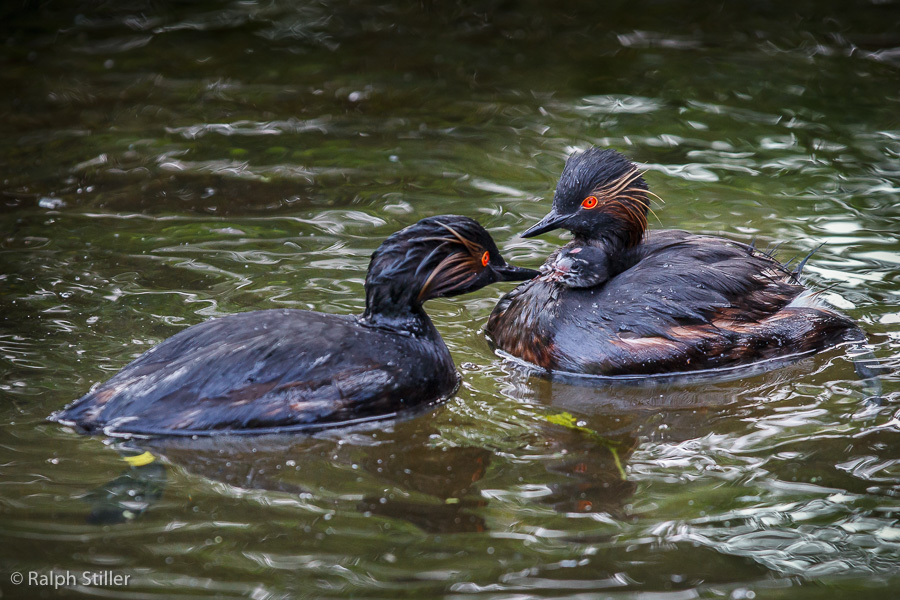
[2,0,900,598]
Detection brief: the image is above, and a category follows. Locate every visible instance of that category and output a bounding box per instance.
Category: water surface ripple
[1,1,899,599]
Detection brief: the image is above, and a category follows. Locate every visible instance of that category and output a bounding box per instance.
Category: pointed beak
[521,209,570,238]
[493,263,539,282]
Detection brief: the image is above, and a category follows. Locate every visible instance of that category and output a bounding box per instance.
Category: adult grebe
[486,147,865,377]
[52,215,537,436]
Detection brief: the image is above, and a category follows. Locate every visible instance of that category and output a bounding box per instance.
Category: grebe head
[522,148,650,247]
[543,245,611,289]
[364,215,537,325]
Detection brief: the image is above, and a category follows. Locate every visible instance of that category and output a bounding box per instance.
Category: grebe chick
[486,147,865,377]
[53,215,537,436]
[542,246,611,289]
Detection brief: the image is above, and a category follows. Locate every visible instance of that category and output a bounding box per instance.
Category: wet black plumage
[52,215,537,436]
[486,148,864,377]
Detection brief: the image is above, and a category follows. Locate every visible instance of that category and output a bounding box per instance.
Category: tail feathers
[762,240,786,259]
[790,243,826,282]
[48,394,107,435]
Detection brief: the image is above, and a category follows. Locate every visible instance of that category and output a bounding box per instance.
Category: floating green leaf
[545,411,627,481]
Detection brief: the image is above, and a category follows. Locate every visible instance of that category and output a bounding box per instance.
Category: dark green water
[2,1,899,598]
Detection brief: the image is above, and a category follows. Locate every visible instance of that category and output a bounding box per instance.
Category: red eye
[582,196,598,209]
[481,251,490,267]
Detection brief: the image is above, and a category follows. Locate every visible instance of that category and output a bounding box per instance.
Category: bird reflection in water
[80,419,492,534]
[494,352,852,519]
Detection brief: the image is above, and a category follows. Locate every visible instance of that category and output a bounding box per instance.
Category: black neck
[574,231,628,252]
[361,285,434,335]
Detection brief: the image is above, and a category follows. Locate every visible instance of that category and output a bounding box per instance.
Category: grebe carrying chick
[486,147,867,378]
[52,215,537,436]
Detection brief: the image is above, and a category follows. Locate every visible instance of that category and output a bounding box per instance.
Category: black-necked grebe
[486,147,865,377]
[52,215,537,436]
